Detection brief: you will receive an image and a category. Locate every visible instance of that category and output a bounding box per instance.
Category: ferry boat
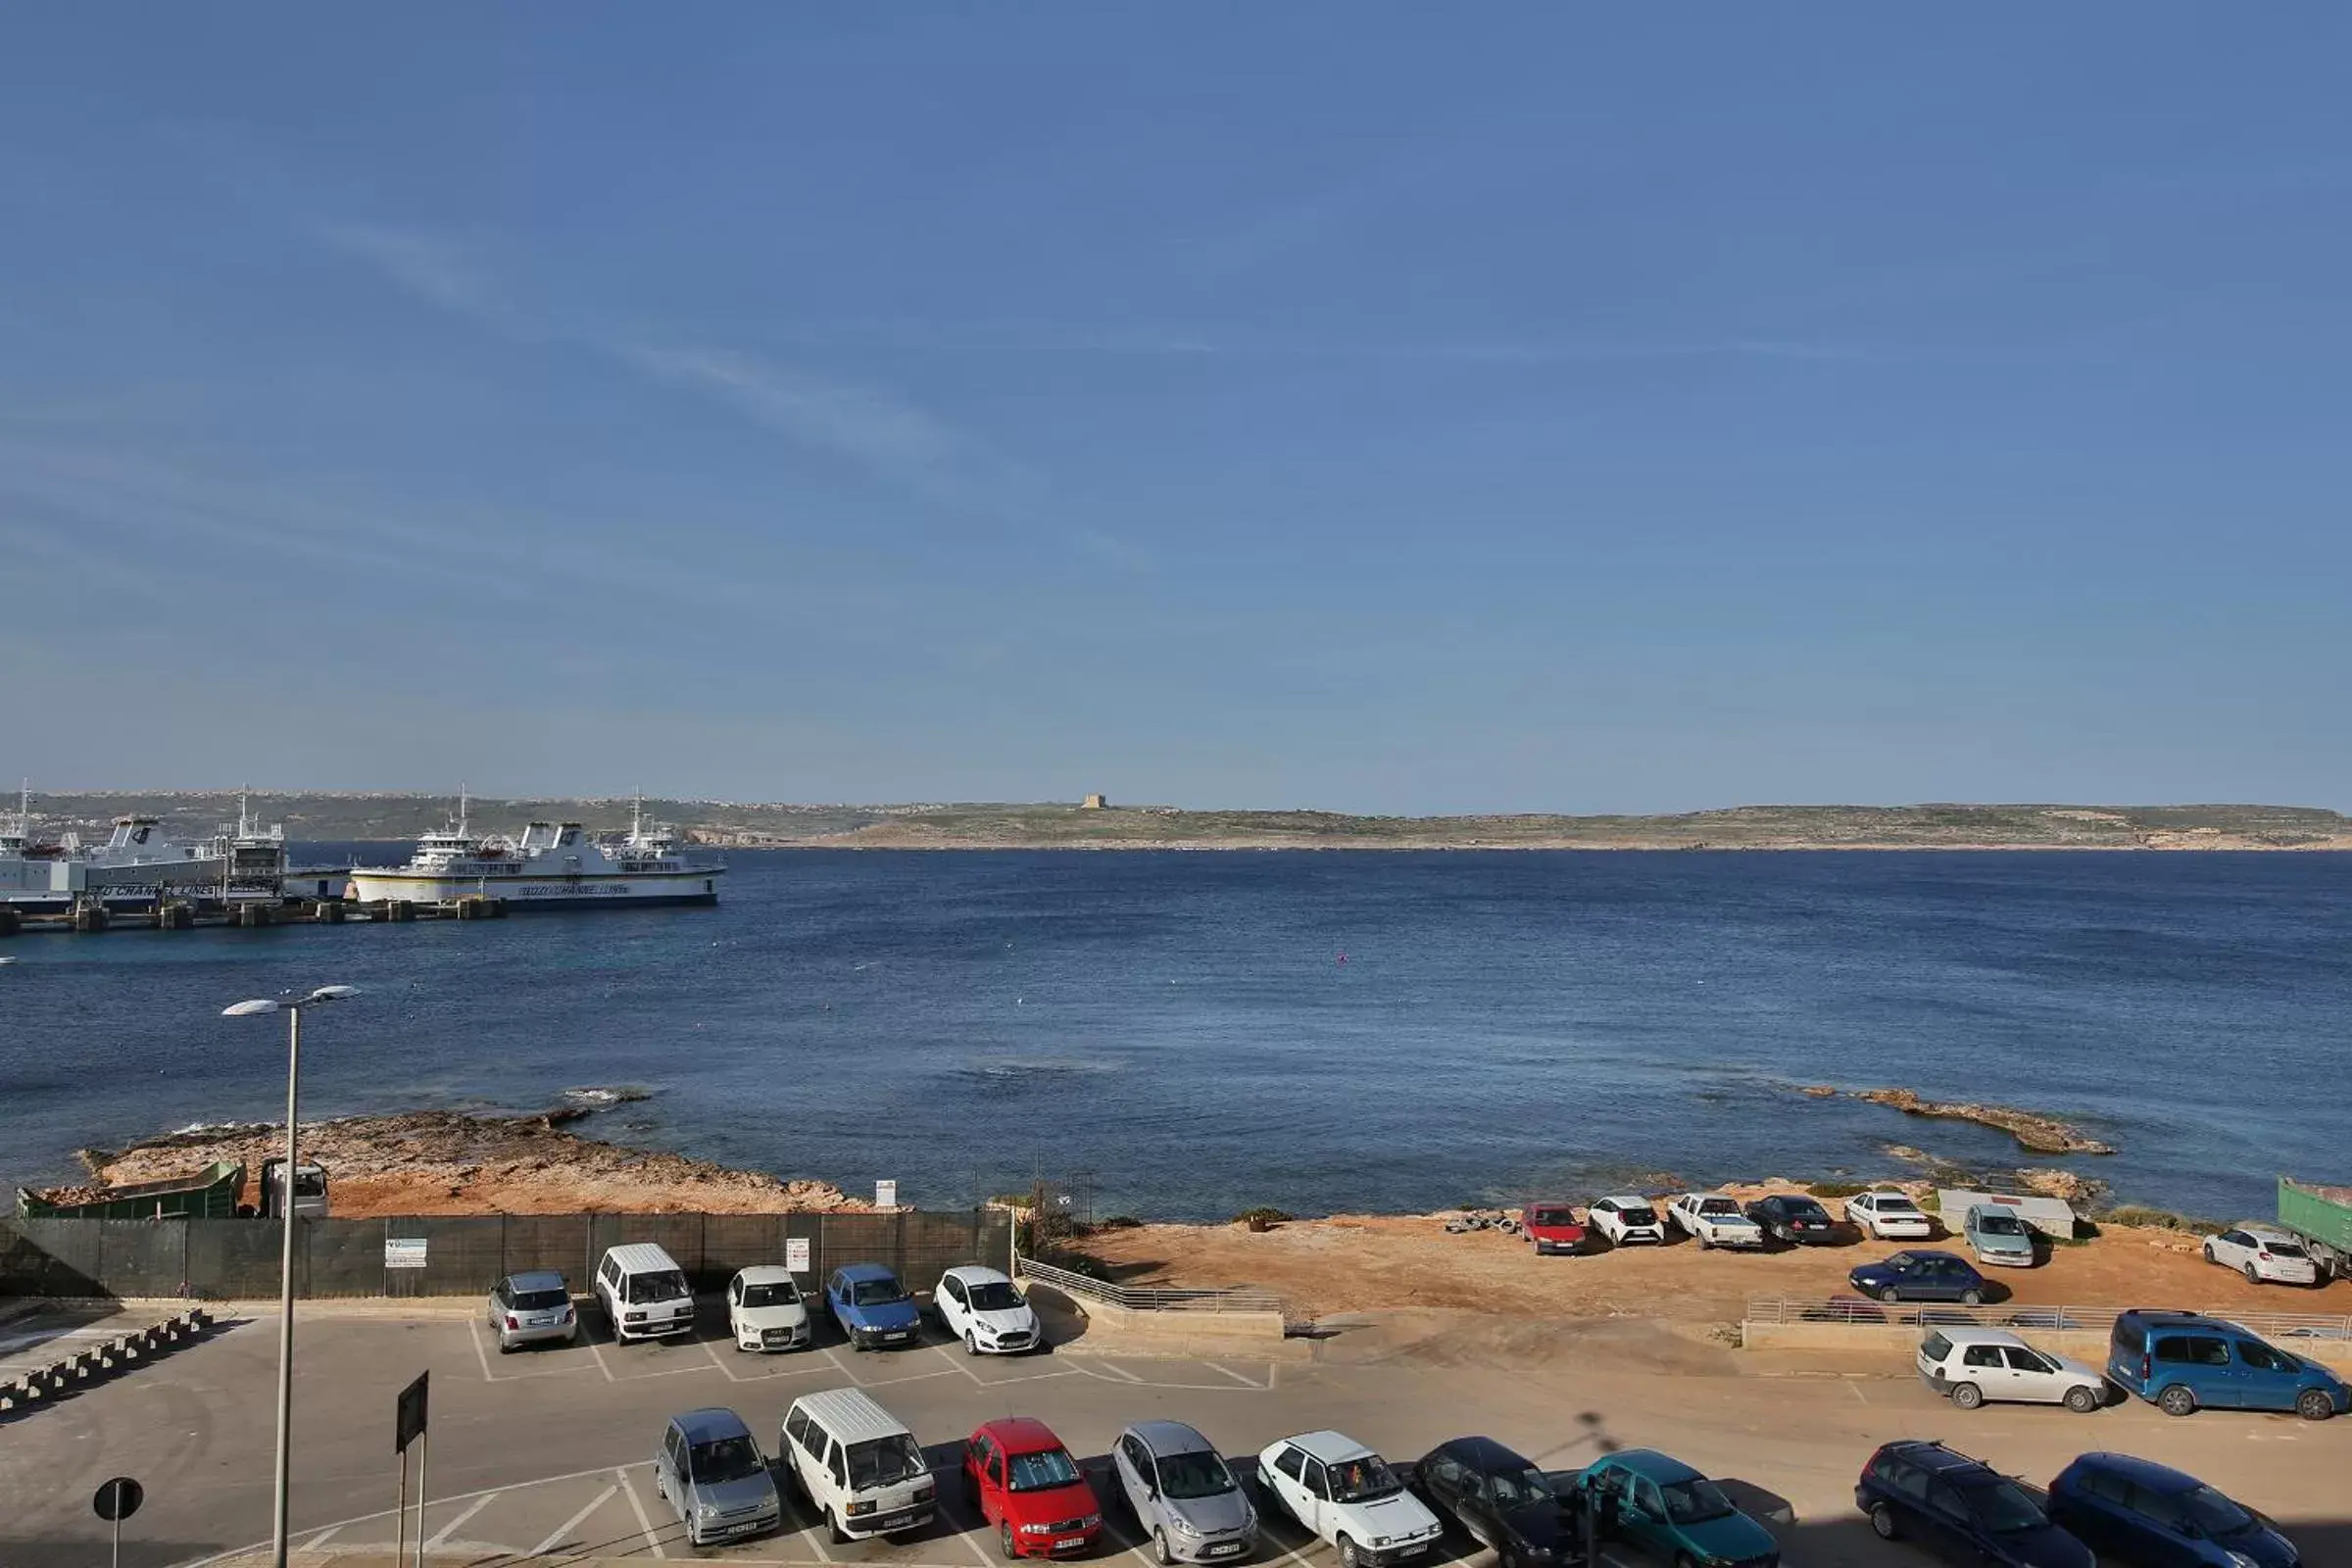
[347,795,723,909]
[2,787,290,906]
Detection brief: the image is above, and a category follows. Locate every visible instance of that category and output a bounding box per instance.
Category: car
[726,1265,811,1352]
[2105,1309,2349,1420]
[654,1407,782,1547]
[1857,1442,2089,1568]
[1412,1436,1577,1568]
[2203,1225,2321,1287]
[826,1262,922,1349]
[1850,1250,1992,1305]
[2046,1452,2299,1568]
[965,1417,1104,1559]
[935,1264,1043,1354]
[594,1242,697,1342]
[1256,1430,1445,1568]
[485,1269,576,1352]
[1111,1420,1258,1564]
[1964,1205,2040,1268]
[1845,1191,1935,1241]
[1568,1448,1780,1568]
[783,1388,936,1544]
[1744,1194,1839,1245]
[1520,1202,1586,1256]
[1666,1193,1765,1250]
[1916,1327,2108,1412]
[1586,1196,1667,1247]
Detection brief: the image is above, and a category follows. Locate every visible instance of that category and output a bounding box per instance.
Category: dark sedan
[1413,1437,1579,1568]
[1744,1195,1840,1246]
[1849,1250,1992,1305]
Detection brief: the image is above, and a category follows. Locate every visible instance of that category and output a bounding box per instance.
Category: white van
[780,1387,936,1544]
[594,1243,696,1342]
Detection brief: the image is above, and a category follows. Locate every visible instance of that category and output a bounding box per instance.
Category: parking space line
[933,1342,988,1385]
[1202,1362,1262,1388]
[300,1526,340,1550]
[586,1330,619,1383]
[778,1478,833,1563]
[819,1345,859,1386]
[1092,1361,1146,1384]
[424,1490,499,1548]
[619,1463,668,1558]
[467,1319,498,1382]
[531,1481,619,1558]
[703,1335,749,1382]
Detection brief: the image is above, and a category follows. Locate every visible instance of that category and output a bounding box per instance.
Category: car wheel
[828,1509,850,1545]
[1960,1289,1984,1307]
[496,1338,514,1354]
[1870,1503,1899,1541]
[966,1330,980,1356]
[1154,1528,1175,1566]
[2243,1262,2262,1285]
[1951,1381,1984,1409]
[2296,1389,2337,1422]
[1880,1287,1902,1304]
[2158,1384,2198,1417]
[1698,1235,1712,1251]
[1338,1535,1361,1568]
[1001,1521,1020,1560]
[2065,1385,2100,1413]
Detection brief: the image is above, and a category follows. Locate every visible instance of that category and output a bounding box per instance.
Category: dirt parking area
[1079,1210,2352,1322]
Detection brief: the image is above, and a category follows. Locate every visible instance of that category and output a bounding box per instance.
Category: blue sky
[4,8,2348,813]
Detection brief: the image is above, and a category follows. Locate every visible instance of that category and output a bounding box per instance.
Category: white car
[1845,1190,1935,1241]
[726,1265,811,1352]
[1586,1196,1667,1247]
[1916,1326,2108,1413]
[1256,1431,1443,1568]
[1667,1193,1765,1250]
[932,1264,1042,1354]
[2204,1224,2321,1287]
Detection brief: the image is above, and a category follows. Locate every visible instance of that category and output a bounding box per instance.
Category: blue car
[1848,1250,1992,1305]
[1856,1441,2090,1568]
[826,1263,921,1350]
[2105,1309,2348,1420]
[2046,1453,2299,1568]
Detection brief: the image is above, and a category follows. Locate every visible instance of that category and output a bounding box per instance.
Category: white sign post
[785,1236,810,1273]
[875,1180,898,1210]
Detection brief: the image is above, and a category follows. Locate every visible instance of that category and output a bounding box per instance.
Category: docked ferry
[4,787,289,907]
[347,798,723,908]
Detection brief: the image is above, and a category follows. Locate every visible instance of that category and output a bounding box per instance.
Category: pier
[0,894,510,936]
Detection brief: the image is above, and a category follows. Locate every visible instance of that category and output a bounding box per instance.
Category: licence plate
[879,1512,916,1532]
[1206,1544,1243,1557]
[1396,1544,1429,1558]
[1055,1539,1085,1551]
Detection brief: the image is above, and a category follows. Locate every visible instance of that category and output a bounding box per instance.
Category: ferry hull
[345,869,722,907]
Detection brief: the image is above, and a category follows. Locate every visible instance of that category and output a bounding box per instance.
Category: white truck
[1666,1192,1765,1249]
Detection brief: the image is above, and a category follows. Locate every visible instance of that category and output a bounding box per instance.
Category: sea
[1,850,2345,1223]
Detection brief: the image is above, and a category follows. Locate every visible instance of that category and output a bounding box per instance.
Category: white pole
[396,1447,408,1568]
[414,1427,428,1568]
[270,1004,301,1568]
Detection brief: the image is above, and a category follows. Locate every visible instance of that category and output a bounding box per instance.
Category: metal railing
[1744,1296,2352,1341]
[1014,1253,1283,1314]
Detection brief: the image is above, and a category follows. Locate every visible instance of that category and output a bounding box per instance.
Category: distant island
[17,792,2352,851]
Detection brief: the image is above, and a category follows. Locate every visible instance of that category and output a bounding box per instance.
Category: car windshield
[1328,1456,1402,1502]
[742,1281,799,1308]
[628,1270,689,1303]
[1621,1207,1660,1227]
[1977,1214,2028,1236]
[1007,1447,1082,1492]
[512,1288,569,1311]
[1966,1481,2047,1534]
[2263,1241,2308,1258]
[1876,1197,1921,1213]
[2181,1486,2256,1538]
[1787,1200,1829,1222]
[1698,1200,1740,1217]
[847,1435,928,1490]
[1658,1479,1735,1525]
[852,1278,908,1306]
[692,1436,766,1485]
[1158,1450,1237,1499]
[1530,1207,1575,1226]
[967,1281,1024,1311]
[1491,1467,1554,1511]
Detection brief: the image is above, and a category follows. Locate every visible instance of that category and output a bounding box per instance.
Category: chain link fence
[0,1209,1009,1301]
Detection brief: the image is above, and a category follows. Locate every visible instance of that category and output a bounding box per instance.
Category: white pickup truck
[1667,1192,1765,1250]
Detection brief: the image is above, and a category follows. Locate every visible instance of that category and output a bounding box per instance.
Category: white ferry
[348,796,723,909]
[3,787,289,906]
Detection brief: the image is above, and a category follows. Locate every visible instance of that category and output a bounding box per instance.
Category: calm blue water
[2,851,2345,1222]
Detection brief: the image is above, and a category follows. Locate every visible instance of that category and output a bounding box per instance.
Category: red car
[1522,1202,1586,1256]
[963,1418,1103,1559]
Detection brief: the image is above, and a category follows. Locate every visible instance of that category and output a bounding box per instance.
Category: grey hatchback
[487,1270,577,1352]
[656,1407,782,1547]
[1112,1420,1259,1563]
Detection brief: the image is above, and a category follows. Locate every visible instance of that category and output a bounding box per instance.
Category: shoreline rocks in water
[74,1109,865,1218]
[1852,1087,2116,1155]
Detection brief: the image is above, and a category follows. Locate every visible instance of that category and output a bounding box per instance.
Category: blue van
[2046,1453,2297,1568]
[2105,1309,2348,1420]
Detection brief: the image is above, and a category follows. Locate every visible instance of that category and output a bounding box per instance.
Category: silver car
[487,1270,577,1352]
[655,1406,781,1547]
[1112,1420,1259,1564]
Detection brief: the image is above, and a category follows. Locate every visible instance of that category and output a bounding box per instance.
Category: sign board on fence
[395,1370,429,1453]
[875,1180,898,1209]
[384,1237,428,1269]
[785,1236,810,1273]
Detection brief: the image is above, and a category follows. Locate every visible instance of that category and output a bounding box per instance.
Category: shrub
[2100,1204,2225,1237]
[1233,1205,1296,1227]
[1807,1180,1870,1200]
[1095,1214,1144,1231]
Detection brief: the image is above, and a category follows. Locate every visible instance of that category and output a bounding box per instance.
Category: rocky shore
[1851,1087,2116,1155]
[74,1109,865,1218]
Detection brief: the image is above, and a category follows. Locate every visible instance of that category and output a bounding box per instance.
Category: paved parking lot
[2,1299,2347,1568]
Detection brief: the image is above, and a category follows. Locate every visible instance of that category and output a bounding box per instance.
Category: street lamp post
[222,985,359,1568]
